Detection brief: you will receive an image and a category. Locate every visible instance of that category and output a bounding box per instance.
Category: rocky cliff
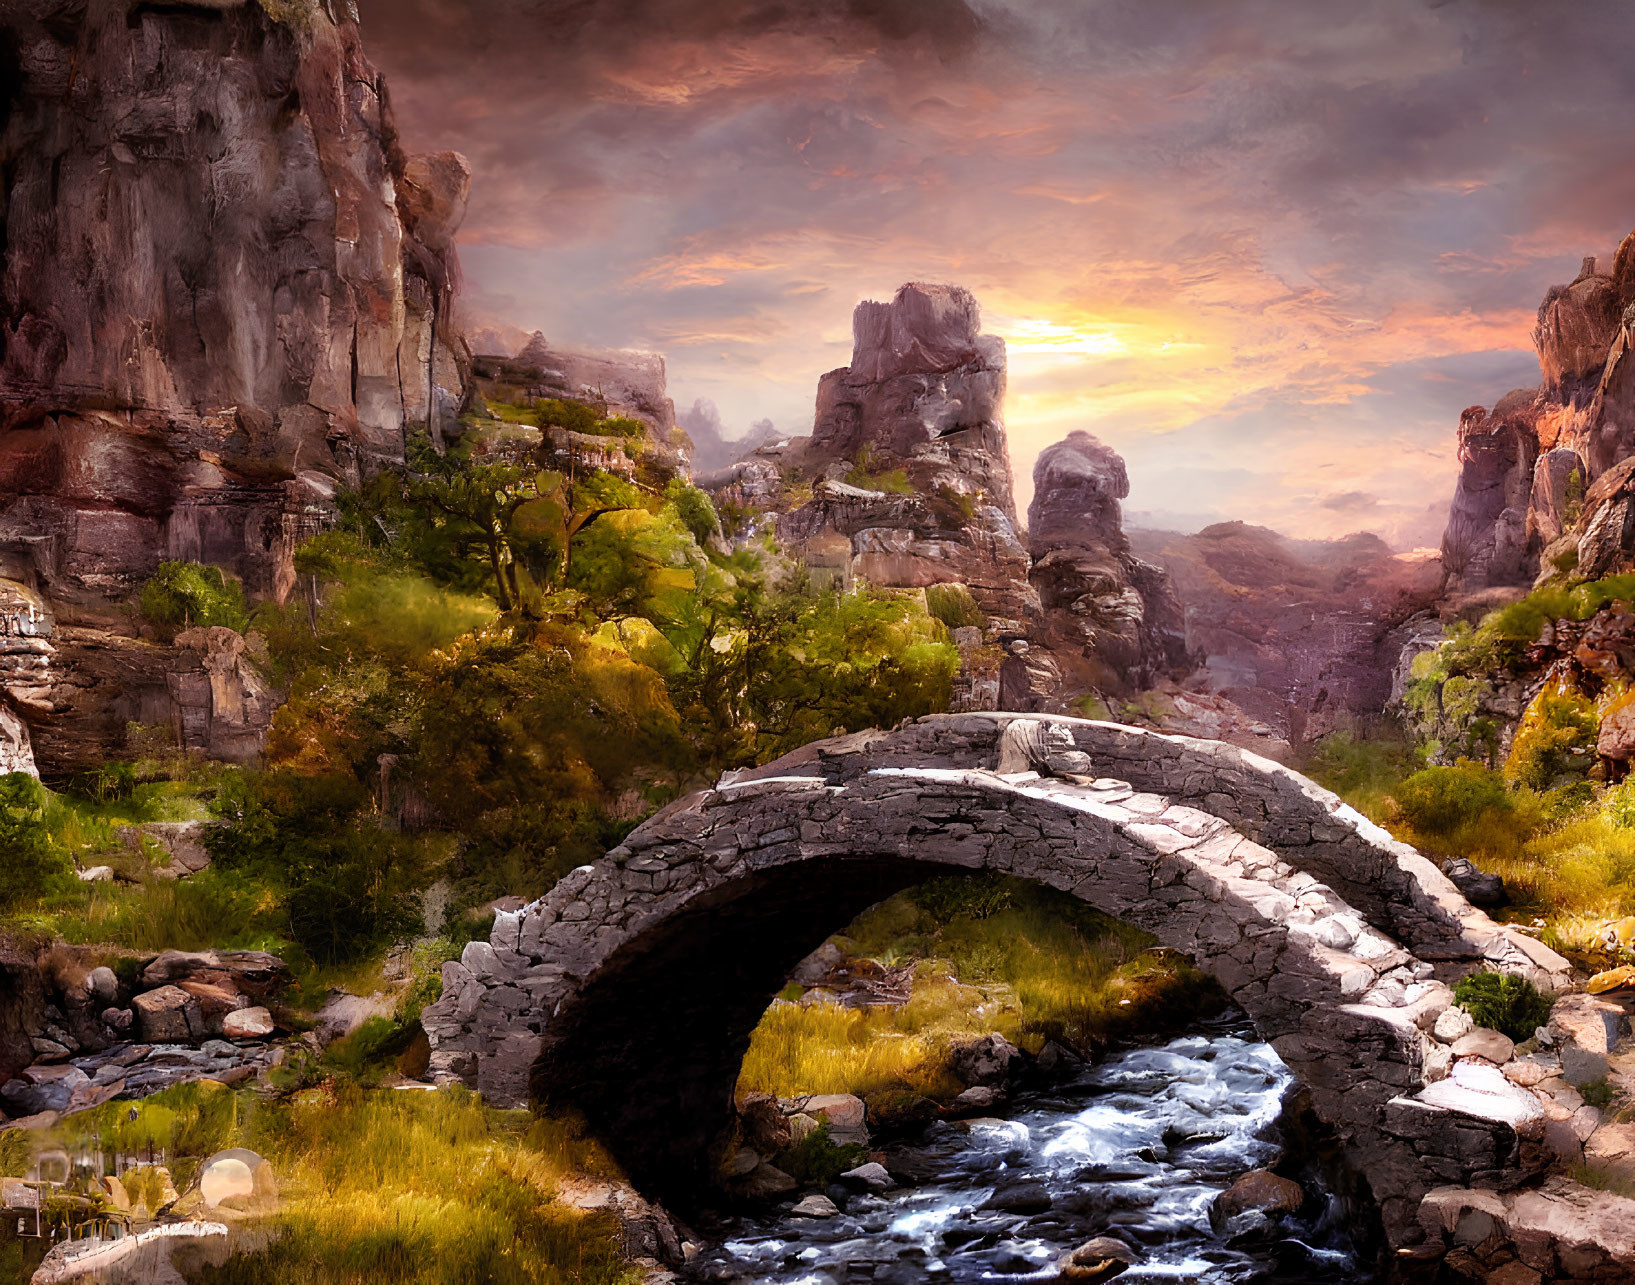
[1023,431,1188,697]
[0,0,468,774]
[775,283,1032,620]
[1442,237,1635,591]
[468,331,686,472]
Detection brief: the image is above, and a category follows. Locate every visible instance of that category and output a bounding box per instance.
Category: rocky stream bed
[686,1014,1379,1284]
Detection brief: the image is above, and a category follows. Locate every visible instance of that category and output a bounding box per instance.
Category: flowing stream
[687,1015,1381,1283]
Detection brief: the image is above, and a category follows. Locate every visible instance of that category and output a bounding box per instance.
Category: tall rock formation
[699,284,1190,708]
[1025,431,1187,695]
[0,0,468,773]
[1442,238,1635,590]
[0,0,470,603]
[773,283,1032,621]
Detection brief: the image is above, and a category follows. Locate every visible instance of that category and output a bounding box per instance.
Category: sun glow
[1004,319,1128,357]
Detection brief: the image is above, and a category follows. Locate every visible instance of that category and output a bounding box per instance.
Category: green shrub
[1452,971,1554,1041]
[925,583,987,631]
[665,479,720,546]
[208,772,423,966]
[1507,688,1599,791]
[774,1120,866,1187]
[139,561,247,634]
[0,773,71,909]
[534,398,601,434]
[1393,764,1513,838]
[595,415,648,439]
[1581,1076,1616,1109]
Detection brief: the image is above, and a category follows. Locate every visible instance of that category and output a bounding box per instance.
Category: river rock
[981,1179,1053,1213]
[838,1162,894,1191]
[220,1008,275,1040]
[789,1193,840,1219]
[85,968,118,1005]
[130,986,202,1044]
[795,1094,868,1147]
[737,1162,797,1200]
[949,1034,1020,1088]
[1212,1170,1305,1224]
[1056,1235,1136,1282]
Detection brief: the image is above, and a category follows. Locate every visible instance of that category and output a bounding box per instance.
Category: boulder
[85,967,118,1005]
[221,1008,275,1040]
[1585,1122,1635,1183]
[736,1161,797,1200]
[789,1193,840,1219]
[1212,1170,1305,1224]
[1451,1028,1516,1064]
[131,986,203,1044]
[139,951,290,1003]
[838,1162,894,1191]
[949,1034,1020,1087]
[795,1094,868,1147]
[1441,858,1506,909]
[0,1063,90,1114]
[315,991,396,1046]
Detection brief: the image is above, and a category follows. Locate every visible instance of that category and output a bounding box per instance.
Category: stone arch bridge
[424,713,1573,1245]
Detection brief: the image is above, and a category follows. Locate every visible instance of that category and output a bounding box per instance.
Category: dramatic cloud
[360,0,1635,543]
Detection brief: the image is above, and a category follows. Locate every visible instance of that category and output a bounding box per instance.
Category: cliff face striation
[1442,238,1635,591]
[0,0,468,773]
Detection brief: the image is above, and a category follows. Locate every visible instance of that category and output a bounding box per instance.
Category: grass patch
[737,876,1226,1106]
[52,1079,639,1285]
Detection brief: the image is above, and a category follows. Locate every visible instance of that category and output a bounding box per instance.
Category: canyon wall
[0,0,468,773]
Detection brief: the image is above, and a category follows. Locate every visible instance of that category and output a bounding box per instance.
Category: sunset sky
[361,0,1635,547]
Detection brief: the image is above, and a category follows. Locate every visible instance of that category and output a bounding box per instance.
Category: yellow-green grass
[50,1080,638,1285]
[1304,735,1635,965]
[736,877,1225,1107]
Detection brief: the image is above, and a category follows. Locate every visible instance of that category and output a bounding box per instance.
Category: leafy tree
[406,449,540,612]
